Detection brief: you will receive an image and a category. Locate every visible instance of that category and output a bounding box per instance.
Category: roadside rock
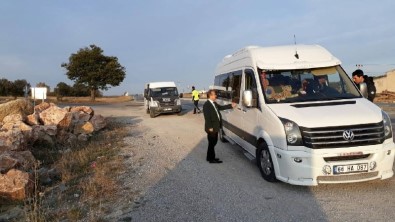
[70,106,94,115]
[90,114,107,131]
[2,114,24,124]
[0,153,18,173]
[58,112,73,130]
[26,113,40,125]
[0,124,31,151]
[74,122,94,134]
[0,99,33,122]
[77,133,89,142]
[39,106,68,126]
[72,111,92,123]
[0,151,36,173]
[0,169,33,201]
[34,102,52,113]
[57,130,77,144]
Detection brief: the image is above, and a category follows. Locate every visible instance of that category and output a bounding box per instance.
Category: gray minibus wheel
[150,109,156,118]
[256,142,277,182]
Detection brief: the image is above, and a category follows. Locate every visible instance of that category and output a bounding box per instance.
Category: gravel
[91,100,395,222]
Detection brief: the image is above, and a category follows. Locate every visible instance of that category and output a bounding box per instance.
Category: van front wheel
[256,142,277,182]
[150,109,156,118]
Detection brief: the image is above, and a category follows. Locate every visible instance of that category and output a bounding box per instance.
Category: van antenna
[294,34,299,59]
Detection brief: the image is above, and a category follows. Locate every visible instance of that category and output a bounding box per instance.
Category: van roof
[147,82,176,88]
[217,44,341,71]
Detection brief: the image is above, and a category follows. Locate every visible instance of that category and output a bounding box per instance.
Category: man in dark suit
[203,89,236,163]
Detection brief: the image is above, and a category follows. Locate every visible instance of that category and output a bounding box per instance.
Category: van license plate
[333,163,368,174]
[164,108,172,111]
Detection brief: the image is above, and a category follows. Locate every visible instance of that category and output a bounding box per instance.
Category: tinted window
[245,69,258,106]
[230,71,242,103]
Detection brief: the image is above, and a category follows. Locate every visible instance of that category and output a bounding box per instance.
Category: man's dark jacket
[356,75,376,102]
[203,100,232,133]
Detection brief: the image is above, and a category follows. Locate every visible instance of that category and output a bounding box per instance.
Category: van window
[150,87,178,97]
[245,69,258,106]
[230,71,242,103]
[259,66,361,103]
[214,73,231,100]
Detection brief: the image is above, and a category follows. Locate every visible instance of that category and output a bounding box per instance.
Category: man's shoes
[207,158,222,163]
[206,158,220,161]
[209,159,223,164]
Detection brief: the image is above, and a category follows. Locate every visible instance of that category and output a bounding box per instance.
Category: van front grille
[301,122,385,149]
[317,171,379,183]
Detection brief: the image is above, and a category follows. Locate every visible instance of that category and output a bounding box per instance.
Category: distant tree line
[54,82,102,100]
[0,78,30,98]
[0,77,101,100]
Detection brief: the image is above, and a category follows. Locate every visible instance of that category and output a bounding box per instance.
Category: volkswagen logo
[343,130,355,141]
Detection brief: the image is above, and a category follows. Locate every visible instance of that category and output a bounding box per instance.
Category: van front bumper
[271,140,395,186]
[152,105,182,114]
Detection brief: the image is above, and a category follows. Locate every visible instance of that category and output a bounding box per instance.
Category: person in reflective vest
[192,86,201,114]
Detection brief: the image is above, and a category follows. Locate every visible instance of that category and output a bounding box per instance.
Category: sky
[1,0,395,95]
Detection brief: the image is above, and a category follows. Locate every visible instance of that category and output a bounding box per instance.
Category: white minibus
[214,45,394,185]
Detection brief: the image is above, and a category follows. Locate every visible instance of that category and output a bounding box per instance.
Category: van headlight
[175,99,181,106]
[382,111,393,139]
[279,117,303,146]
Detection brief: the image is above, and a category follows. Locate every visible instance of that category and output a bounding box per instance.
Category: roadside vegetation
[0,118,130,221]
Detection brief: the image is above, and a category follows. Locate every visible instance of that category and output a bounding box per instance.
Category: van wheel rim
[261,150,272,175]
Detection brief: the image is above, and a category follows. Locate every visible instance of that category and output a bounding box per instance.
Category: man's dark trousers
[207,131,218,161]
[193,100,200,113]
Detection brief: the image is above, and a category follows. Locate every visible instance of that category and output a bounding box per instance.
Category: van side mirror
[242,90,257,108]
[359,82,368,98]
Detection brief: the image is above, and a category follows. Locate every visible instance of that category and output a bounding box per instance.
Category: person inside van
[260,71,275,99]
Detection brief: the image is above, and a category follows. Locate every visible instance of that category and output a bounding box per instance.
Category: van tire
[150,109,156,118]
[256,141,277,182]
[219,129,228,143]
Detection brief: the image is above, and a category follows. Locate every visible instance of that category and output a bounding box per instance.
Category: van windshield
[150,87,178,97]
[259,66,361,104]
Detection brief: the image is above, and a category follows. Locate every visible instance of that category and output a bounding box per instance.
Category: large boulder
[39,106,68,126]
[74,122,95,134]
[31,125,57,146]
[90,114,106,131]
[0,151,36,173]
[0,99,33,122]
[0,169,33,201]
[26,113,40,126]
[57,130,77,145]
[2,114,24,124]
[70,106,94,116]
[34,102,53,113]
[58,112,73,130]
[0,121,32,152]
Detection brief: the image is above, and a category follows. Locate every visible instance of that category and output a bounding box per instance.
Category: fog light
[294,157,302,163]
[369,161,377,170]
[387,150,391,155]
[287,133,298,144]
[323,165,331,175]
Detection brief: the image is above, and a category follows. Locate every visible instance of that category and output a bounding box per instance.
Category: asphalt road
[94,100,395,222]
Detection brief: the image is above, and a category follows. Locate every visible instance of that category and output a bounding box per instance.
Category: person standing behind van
[203,89,236,163]
[191,86,201,114]
[352,69,376,102]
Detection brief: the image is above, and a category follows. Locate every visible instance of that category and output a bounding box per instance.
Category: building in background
[374,70,395,93]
